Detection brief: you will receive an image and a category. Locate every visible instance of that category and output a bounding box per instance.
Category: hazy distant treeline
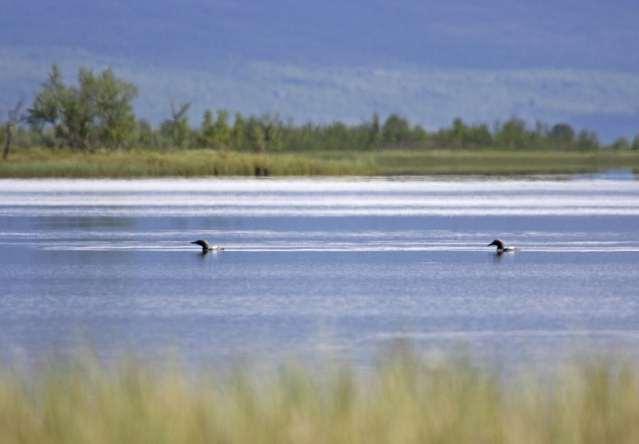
[3,65,639,153]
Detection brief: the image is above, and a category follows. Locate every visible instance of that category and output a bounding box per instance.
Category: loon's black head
[488,239,505,249]
[191,240,211,251]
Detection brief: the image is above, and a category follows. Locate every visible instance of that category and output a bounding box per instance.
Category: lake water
[1,177,639,370]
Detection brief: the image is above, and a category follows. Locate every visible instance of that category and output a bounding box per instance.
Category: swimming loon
[191,240,224,254]
[487,239,516,255]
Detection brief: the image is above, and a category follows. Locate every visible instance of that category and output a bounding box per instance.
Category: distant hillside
[3,0,638,70]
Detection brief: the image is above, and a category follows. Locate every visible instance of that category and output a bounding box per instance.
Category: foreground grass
[1,352,639,443]
[1,147,638,177]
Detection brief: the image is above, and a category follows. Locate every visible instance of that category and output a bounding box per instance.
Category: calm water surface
[1,177,639,369]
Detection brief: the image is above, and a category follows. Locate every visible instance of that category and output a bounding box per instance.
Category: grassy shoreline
[1,147,639,178]
[1,352,638,443]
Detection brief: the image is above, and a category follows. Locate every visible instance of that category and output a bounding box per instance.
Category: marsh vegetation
[1,351,638,444]
[2,147,639,178]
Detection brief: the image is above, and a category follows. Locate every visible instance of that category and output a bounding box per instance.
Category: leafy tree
[87,68,138,147]
[160,102,191,148]
[136,119,157,148]
[632,135,639,151]
[382,114,411,146]
[450,117,467,147]
[610,137,631,150]
[3,99,26,160]
[28,65,65,133]
[323,122,350,150]
[28,65,138,149]
[495,118,529,149]
[199,110,215,147]
[213,110,231,149]
[434,118,491,149]
[29,64,89,149]
[198,110,231,149]
[245,117,265,153]
[576,130,599,150]
[260,114,282,151]
[231,113,246,150]
[412,125,429,144]
[549,123,575,148]
[467,124,492,147]
[368,113,382,148]
[528,121,549,148]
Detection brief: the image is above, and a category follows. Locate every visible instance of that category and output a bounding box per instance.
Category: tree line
[2,65,639,158]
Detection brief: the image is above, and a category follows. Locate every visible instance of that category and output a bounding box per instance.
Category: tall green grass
[0,148,371,178]
[1,351,638,443]
[1,147,638,177]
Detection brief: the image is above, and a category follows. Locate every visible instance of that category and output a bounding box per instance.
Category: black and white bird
[487,239,516,255]
[191,240,224,254]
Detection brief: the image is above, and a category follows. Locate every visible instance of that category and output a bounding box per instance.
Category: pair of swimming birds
[191,239,516,254]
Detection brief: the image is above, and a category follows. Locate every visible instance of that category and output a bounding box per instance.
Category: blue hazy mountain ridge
[1,0,639,140]
[3,0,638,69]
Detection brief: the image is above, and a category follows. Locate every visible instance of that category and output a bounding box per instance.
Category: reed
[1,147,638,177]
[1,351,638,443]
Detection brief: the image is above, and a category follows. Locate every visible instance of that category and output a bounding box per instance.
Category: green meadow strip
[1,147,638,177]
